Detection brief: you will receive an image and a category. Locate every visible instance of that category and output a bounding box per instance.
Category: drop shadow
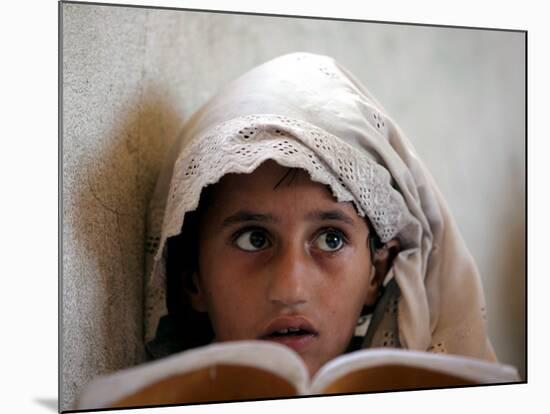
[34,398,58,412]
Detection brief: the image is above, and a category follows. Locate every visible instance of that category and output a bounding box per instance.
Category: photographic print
[60,1,526,411]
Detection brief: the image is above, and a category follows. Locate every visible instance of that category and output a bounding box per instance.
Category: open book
[76,341,520,410]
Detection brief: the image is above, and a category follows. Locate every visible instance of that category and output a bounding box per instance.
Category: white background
[0,0,544,413]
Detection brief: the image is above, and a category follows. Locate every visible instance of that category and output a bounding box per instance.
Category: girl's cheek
[312,247,356,272]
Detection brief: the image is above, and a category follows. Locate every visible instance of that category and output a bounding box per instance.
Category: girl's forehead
[211,160,334,201]
[200,160,364,226]
[222,160,307,184]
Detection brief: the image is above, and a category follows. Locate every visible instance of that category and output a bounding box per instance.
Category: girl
[143,52,496,377]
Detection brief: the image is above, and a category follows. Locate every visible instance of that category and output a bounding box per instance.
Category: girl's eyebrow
[221,211,277,227]
[221,209,356,227]
[305,209,356,226]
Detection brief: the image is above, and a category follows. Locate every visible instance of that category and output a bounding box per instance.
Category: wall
[61,3,525,409]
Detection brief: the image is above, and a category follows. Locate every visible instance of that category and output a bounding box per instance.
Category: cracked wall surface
[61,4,525,409]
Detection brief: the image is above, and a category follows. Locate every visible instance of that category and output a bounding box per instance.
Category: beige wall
[61,3,525,409]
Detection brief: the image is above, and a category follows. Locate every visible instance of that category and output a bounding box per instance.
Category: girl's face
[189,160,381,376]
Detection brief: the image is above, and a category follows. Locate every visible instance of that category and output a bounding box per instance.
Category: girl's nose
[266,243,312,308]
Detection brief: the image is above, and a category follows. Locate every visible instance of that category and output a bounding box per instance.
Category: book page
[310,349,520,395]
[77,341,310,409]
[108,364,299,407]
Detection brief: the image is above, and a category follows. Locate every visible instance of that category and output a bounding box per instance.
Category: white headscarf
[144,52,496,362]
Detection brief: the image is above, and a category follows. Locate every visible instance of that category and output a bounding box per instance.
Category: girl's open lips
[259,316,319,352]
[261,331,318,352]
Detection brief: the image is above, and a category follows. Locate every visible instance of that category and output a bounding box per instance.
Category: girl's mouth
[259,318,319,352]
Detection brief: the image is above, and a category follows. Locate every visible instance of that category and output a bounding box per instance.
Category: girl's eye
[234,229,270,251]
[314,230,346,252]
